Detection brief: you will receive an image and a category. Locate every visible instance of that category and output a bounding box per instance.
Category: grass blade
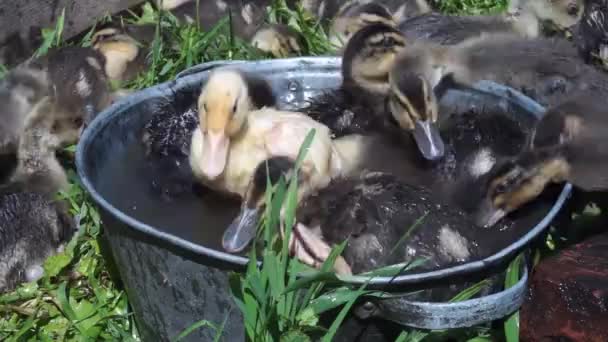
[504,254,522,342]
[173,319,218,342]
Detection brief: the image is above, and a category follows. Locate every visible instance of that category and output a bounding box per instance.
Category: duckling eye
[494,182,509,195]
[203,103,208,112]
[567,4,579,16]
[73,117,83,127]
[232,102,238,114]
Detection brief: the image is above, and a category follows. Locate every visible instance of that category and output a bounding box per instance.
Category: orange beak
[200,128,230,180]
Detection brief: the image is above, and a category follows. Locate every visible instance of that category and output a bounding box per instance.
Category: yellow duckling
[189,68,343,201]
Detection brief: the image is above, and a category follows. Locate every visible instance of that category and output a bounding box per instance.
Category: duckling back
[0,191,76,293]
[297,172,491,274]
[398,12,517,45]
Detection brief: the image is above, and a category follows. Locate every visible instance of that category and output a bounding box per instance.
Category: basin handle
[358,260,528,330]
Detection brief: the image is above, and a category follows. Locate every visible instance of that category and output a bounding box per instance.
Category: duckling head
[222,156,307,253]
[388,72,445,161]
[329,1,396,48]
[91,27,140,83]
[196,69,253,179]
[250,24,303,58]
[473,148,570,227]
[342,22,407,95]
[524,0,583,30]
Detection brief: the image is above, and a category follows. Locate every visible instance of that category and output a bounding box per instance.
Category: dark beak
[412,119,445,161]
[222,206,260,253]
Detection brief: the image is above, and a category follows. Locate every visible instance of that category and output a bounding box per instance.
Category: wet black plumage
[0,188,76,293]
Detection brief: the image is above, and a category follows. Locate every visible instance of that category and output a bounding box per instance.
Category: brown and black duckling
[249,24,303,58]
[328,1,396,48]
[224,156,492,277]
[575,0,608,67]
[91,24,154,84]
[301,0,343,23]
[302,22,407,138]
[0,97,79,293]
[398,0,583,45]
[472,92,608,227]
[387,32,608,161]
[169,0,268,41]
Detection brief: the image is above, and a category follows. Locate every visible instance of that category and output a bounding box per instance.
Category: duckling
[0,27,42,68]
[169,0,267,41]
[387,32,608,161]
[249,24,303,58]
[383,0,431,22]
[398,0,583,45]
[34,45,113,128]
[575,0,608,67]
[226,156,492,276]
[0,190,76,293]
[190,97,341,199]
[0,64,50,156]
[302,22,407,137]
[91,25,152,84]
[0,97,79,293]
[328,1,396,49]
[301,0,343,23]
[472,92,608,227]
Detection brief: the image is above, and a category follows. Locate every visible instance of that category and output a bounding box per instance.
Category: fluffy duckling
[472,92,608,227]
[226,156,491,276]
[169,0,267,41]
[328,1,396,49]
[34,46,113,128]
[301,0,342,23]
[383,0,432,22]
[0,65,49,156]
[250,24,303,58]
[0,97,78,293]
[302,22,407,137]
[0,27,42,68]
[575,0,608,67]
[91,25,152,84]
[398,0,583,45]
[190,89,340,198]
[387,32,608,161]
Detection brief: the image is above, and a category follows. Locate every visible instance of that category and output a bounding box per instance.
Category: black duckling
[398,0,583,45]
[472,92,608,227]
[249,24,303,58]
[575,0,608,67]
[224,156,492,277]
[141,67,276,200]
[0,189,76,293]
[328,1,396,49]
[302,22,407,138]
[387,32,608,161]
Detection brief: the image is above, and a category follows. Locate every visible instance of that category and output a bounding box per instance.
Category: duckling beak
[222,206,260,253]
[200,130,230,180]
[412,120,445,161]
[473,199,506,228]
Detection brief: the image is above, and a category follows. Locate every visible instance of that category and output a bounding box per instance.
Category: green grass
[1,0,602,341]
